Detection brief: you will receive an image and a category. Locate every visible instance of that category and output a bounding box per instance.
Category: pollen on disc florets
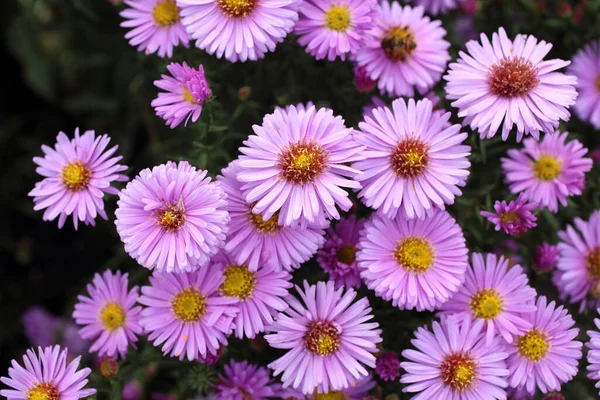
[62,161,92,191]
[248,203,282,234]
[441,352,477,392]
[153,0,180,27]
[381,26,417,62]
[304,321,340,356]
[488,57,540,98]
[157,199,186,232]
[533,155,562,181]
[325,6,351,32]
[221,264,257,300]
[391,138,429,179]
[26,382,59,400]
[393,236,435,273]
[469,289,503,320]
[217,0,258,18]
[278,141,329,185]
[172,288,207,322]
[100,302,127,331]
[516,329,550,362]
[586,247,600,281]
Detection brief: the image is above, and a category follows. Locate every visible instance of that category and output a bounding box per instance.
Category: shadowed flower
[22,307,61,347]
[481,194,537,235]
[214,360,279,399]
[408,0,458,15]
[375,352,401,382]
[568,41,600,129]
[534,243,559,273]
[354,65,377,93]
[586,316,600,396]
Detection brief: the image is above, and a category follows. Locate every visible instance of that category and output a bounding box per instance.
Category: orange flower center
[488,57,539,97]
[381,26,417,62]
[391,138,429,179]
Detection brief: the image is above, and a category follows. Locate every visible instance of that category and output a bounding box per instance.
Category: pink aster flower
[439,253,537,345]
[354,65,377,93]
[151,62,211,129]
[213,251,292,339]
[587,316,600,396]
[115,161,229,273]
[501,131,592,212]
[568,41,600,129]
[534,243,559,273]
[554,210,600,311]
[120,0,190,58]
[214,360,279,399]
[506,296,582,395]
[238,104,364,227]
[1,346,96,399]
[409,0,458,15]
[29,128,128,230]
[73,270,143,359]
[177,0,299,63]
[357,209,469,311]
[317,215,364,289]
[295,0,377,61]
[401,317,509,399]
[218,160,327,272]
[354,2,450,97]
[22,307,61,347]
[375,352,401,382]
[353,98,471,219]
[480,194,537,235]
[445,28,577,141]
[265,280,382,394]
[138,264,239,361]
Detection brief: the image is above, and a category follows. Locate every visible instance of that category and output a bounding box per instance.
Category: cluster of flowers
[5,0,600,399]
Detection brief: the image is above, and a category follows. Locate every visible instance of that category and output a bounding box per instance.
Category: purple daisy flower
[480,194,538,235]
[115,161,229,273]
[120,0,190,58]
[138,264,239,361]
[213,251,293,339]
[22,307,61,347]
[295,0,377,61]
[73,269,143,359]
[568,41,600,129]
[354,65,377,93]
[214,360,279,399]
[218,160,327,272]
[534,243,559,273]
[375,352,401,382]
[357,208,469,311]
[554,210,600,311]
[587,316,600,396]
[506,296,582,395]
[445,28,577,142]
[1,345,96,399]
[501,131,592,212]
[29,128,128,230]
[401,317,509,399]
[238,104,364,227]
[123,381,143,400]
[177,0,300,63]
[409,0,458,15]
[265,280,382,394]
[354,2,450,97]
[352,98,471,219]
[317,215,364,289]
[151,62,211,129]
[439,253,537,345]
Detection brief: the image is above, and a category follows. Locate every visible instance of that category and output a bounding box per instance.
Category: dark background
[1,0,600,398]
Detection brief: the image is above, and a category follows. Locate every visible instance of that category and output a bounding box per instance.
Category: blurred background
[1,0,600,398]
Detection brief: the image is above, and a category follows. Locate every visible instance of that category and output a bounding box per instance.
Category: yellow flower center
[221,264,256,300]
[217,0,257,18]
[153,0,180,27]
[248,204,282,234]
[100,302,126,331]
[586,247,600,281]
[500,211,519,223]
[441,352,477,392]
[470,289,503,320]
[325,6,351,32]
[313,392,348,400]
[391,138,429,179]
[61,162,91,191]
[516,329,549,362]
[172,288,207,322]
[381,26,417,62]
[157,201,186,232]
[393,236,435,273]
[336,243,357,265]
[533,155,562,181]
[278,141,328,185]
[183,87,197,104]
[26,383,59,400]
[304,321,340,356]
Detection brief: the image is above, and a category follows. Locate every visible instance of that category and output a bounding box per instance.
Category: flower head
[409,0,458,15]
[138,265,239,361]
[214,360,279,399]
[177,0,300,62]
[29,128,128,230]
[295,0,377,61]
[115,161,229,273]
[534,243,559,273]
[357,209,469,311]
[151,62,211,129]
[480,194,537,235]
[375,352,401,382]
[218,160,327,272]
[586,316,600,396]
[439,253,537,345]
[1,346,96,399]
[265,281,382,394]
[22,307,61,347]
[317,215,364,289]
[238,104,364,227]
[121,0,189,58]
[73,270,143,359]
[445,28,577,141]
[354,65,377,93]
[401,317,509,399]
[501,131,592,212]
[353,98,470,219]
[354,2,450,97]
[568,41,600,129]
[507,296,582,395]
